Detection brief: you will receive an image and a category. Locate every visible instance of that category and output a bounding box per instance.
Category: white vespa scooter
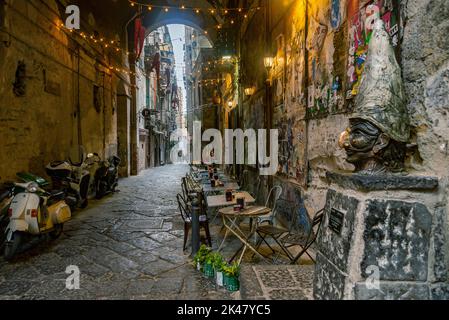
[4,181,72,260]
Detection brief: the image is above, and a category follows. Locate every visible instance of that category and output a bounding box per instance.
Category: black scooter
[94,155,121,199]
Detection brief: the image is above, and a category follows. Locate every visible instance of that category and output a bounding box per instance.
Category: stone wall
[0,0,131,181]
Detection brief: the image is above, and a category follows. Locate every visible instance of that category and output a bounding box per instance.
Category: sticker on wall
[307,17,328,53]
[346,0,401,99]
[307,86,315,110]
[331,0,342,29]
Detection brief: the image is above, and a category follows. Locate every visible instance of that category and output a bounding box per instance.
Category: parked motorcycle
[94,155,121,199]
[46,156,90,209]
[4,181,72,260]
[1,174,50,253]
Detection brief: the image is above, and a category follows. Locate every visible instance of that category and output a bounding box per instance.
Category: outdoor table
[218,205,272,264]
[201,182,240,194]
[195,172,226,181]
[206,191,255,209]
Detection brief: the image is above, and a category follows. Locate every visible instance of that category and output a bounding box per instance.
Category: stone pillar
[313,171,447,300]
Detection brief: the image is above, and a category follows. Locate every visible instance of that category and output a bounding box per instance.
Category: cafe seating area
[177,164,324,266]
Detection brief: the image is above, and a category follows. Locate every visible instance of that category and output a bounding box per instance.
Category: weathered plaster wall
[0,0,129,181]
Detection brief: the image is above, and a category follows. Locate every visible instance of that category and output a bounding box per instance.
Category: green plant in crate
[211,252,226,287]
[211,252,225,272]
[223,261,240,292]
[193,245,211,271]
[203,250,215,278]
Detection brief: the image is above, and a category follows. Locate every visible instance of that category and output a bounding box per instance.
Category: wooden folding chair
[280,206,324,264]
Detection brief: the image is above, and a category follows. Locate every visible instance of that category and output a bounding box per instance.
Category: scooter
[1,174,51,253]
[4,181,72,260]
[46,156,90,209]
[94,155,121,199]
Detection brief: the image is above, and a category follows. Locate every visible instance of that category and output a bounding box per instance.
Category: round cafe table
[218,205,271,264]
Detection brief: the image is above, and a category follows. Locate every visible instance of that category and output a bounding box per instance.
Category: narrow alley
[0,0,448,304]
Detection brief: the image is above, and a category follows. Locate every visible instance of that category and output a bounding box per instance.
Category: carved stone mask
[339,19,409,175]
[339,118,407,175]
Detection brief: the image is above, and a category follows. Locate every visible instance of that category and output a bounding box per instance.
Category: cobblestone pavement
[0,165,234,300]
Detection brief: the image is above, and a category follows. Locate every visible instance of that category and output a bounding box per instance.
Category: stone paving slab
[239,264,315,300]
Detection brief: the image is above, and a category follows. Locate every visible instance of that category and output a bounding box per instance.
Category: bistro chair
[177,193,212,251]
[255,185,283,226]
[254,198,324,264]
[280,204,324,264]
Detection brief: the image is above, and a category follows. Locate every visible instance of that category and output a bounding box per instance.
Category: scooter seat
[49,161,66,167]
[47,191,66,206]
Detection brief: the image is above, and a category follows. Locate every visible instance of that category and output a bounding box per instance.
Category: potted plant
[203,251,215,278]
[211,253,226,287]
[223,261,240,292]
[193,245,211,272]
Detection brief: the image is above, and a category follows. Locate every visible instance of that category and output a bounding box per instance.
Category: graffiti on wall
[273,1,309,187]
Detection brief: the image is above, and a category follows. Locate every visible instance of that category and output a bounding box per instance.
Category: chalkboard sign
[329,208,344,235]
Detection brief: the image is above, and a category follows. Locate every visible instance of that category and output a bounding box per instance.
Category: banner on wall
[134,18,146,60]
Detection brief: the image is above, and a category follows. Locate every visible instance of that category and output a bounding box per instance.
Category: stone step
[239,264,315,300]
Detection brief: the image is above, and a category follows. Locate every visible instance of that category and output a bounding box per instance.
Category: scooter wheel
[49,224,63,240]
[4,232,22,261]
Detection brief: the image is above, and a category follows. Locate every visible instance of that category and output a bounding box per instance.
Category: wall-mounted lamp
[263,57,274,69]
[264,57,274,86]
[227,101,234,108]
[244,86,256,96]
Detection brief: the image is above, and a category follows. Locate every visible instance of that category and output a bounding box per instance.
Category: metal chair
[254,198,324,264]
[255,185,283,226]
[177,193,212,251]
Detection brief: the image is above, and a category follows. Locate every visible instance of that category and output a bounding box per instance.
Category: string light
[128,1,261,16]
[56,23,137,77]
